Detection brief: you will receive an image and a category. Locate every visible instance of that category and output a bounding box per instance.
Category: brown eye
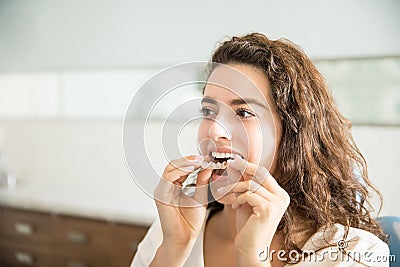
[236,108,255,118]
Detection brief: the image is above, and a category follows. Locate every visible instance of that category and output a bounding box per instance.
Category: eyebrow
[201,97,269,110]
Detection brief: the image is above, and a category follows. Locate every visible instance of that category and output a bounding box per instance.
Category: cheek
[197,120,209,141]
[197,120,211,154]
[260,124,278,169]
[247,123,277,168]
[245,124,264,163]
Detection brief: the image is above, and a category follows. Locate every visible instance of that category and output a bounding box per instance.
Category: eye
[199,106,217,118]
[236,108,255,119]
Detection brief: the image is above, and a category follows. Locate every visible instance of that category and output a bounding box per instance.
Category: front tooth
[227,153,233,158]
[212,151,217,157]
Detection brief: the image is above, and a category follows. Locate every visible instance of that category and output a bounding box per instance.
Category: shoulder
[131,217,163,267]
[298,223,389,266]
[303,223,387,250]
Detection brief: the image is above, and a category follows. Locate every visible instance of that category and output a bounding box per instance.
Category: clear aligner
[201,161,227,169]
[198,152,242,170]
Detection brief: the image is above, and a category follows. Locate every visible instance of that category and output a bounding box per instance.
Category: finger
[231,191,269,213]
[191,168,213,204]
[196,168,213,187]
[217,180,275,201]
[167,156,203,171]
[154,176,181,206]
[164,155,204,172]
[227,155,282,194]
[164,168,192,184]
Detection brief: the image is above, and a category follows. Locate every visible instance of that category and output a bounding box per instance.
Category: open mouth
[201,152,242,175]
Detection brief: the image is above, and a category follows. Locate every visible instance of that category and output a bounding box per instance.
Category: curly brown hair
[206,33,387,261]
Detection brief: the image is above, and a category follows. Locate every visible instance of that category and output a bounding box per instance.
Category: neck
[220,204,238,241]
[208,204,237,242]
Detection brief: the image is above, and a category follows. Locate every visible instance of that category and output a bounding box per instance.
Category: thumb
[192,168,212,205]
[196,168,212,187]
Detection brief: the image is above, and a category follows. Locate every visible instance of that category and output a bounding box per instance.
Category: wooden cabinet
[0,206,150,267]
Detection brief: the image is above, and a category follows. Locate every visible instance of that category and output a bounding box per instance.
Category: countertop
[0,182,158,226]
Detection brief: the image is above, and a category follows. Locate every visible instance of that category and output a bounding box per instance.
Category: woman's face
[197,64,282,204]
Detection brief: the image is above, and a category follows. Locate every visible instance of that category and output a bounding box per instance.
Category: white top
[131,208,390,266]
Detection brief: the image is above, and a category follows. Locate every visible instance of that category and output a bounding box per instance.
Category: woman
[131,33,389,266]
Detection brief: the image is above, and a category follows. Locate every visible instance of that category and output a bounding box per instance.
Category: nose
[208,116,232,141]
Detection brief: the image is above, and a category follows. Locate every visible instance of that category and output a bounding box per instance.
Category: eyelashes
[199,106,215,117]
[199,106,256,119]
[236,107,256,118]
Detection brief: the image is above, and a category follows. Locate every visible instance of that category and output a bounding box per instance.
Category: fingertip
[197,168,212,184]
[180,165,195,172]
[187,155,203,162]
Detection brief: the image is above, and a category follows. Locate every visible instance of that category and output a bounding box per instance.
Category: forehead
[203,64,271,105]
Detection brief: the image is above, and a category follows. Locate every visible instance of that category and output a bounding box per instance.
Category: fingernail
[181,166,195,172]
[227,159,235,165]
[188,157,202,162]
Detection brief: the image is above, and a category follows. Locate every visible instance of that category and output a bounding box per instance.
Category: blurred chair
[377,216,400,266]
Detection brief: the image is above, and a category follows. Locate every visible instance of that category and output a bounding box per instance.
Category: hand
[219,155,290,256]
[153,155,213,249]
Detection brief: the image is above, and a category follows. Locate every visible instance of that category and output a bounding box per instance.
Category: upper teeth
[198,152,242,170]
[211,152,237,159]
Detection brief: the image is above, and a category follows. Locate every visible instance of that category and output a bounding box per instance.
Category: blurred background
[0,0,399,266]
